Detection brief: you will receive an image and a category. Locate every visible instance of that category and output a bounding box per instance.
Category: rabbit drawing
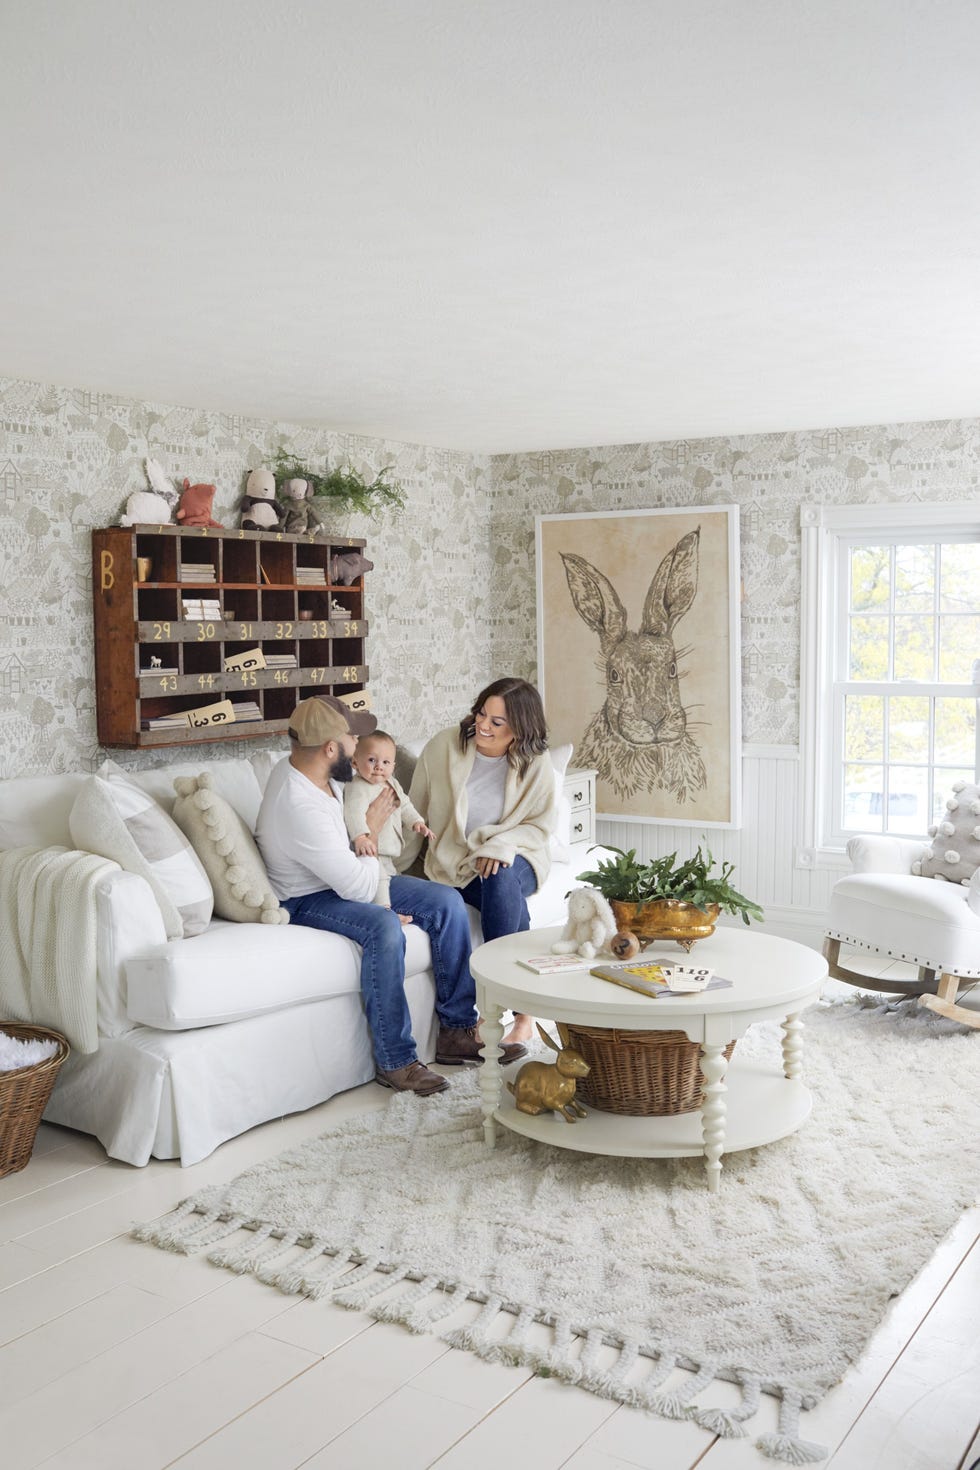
[560,527,707,802]
[506,1024,590,1122]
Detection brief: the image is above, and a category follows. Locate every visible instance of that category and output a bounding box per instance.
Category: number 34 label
[184,699,236,730]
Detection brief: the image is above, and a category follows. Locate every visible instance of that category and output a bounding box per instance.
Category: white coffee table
[472,925,826,1190]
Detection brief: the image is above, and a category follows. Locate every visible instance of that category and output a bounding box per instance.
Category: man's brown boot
[375,1061,449,1096]
[436,1025,528,1067]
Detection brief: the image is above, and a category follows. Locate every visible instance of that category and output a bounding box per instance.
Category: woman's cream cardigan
[405,726,556,890]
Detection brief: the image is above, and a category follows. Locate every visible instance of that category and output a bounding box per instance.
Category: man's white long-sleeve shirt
[255,758,380,902]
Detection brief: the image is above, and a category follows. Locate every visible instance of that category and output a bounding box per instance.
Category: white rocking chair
[824,835,980,1028]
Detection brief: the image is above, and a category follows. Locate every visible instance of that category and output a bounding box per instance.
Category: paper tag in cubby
[184,699,236,731]
[337,690,373,713]
[223,647,267,673]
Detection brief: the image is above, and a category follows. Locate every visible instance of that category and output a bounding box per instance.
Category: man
[255,695,526,1096]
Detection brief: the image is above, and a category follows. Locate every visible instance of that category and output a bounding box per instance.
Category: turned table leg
[479,1002,505,1147]
[699,1042,729,1192]
[781,1011,804,1079]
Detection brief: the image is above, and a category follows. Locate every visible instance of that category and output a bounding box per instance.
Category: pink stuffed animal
[177,479,223,529]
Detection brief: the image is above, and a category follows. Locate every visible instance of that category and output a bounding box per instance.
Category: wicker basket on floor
[0,1023,71,1178]
[558,1023,735,1117]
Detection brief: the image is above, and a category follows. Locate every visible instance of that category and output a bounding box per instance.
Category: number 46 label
[184,699,236,730]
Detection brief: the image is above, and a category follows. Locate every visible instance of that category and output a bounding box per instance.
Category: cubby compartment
[93,525,369,747]
[221,539,260,584]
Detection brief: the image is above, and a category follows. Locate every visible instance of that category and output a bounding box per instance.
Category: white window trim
[797,502,980,870]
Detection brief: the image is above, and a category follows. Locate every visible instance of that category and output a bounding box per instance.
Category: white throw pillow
[172,773,288,925]
[913,780,980,886]
[69,770,213,939]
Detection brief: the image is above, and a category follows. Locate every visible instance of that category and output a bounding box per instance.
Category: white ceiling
[3,0,980,453]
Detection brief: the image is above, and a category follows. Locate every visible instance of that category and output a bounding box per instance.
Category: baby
[344,731,434,907]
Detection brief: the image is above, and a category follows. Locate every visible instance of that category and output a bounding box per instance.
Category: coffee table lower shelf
[490,1055,811,1160]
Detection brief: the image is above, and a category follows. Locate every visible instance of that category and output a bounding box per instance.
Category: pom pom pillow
[913,780,980,885]
[69,769,212,939]
[172,772,288,925]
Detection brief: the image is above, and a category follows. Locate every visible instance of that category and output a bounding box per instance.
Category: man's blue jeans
[459,855,537,944]
[282,875,477,1072]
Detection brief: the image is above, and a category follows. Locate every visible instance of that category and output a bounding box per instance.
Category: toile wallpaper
[2,369,978,782]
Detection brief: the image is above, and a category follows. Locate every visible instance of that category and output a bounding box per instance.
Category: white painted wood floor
[2,958,979,1470]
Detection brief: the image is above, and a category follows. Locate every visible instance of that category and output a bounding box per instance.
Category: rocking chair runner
[824,834,980,1029]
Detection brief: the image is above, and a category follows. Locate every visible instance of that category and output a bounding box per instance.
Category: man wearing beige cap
[256,695,525,1097]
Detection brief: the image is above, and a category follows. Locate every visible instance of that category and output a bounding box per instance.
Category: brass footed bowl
[609,898,720,956]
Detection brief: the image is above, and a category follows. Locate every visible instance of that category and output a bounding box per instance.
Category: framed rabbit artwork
[536,506,742,827]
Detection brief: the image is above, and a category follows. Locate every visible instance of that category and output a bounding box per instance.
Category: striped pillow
[69,771,213,939]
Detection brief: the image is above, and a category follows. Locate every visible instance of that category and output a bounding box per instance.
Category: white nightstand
[563,766,597,848]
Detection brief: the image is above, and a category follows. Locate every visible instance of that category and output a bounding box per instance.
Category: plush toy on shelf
[329,550,374,585]
[119,457,179,527]
[176,479,223,529]
[280,477,315,536]
[238,469,284,533]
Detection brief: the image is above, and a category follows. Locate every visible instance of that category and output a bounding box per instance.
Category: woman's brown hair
[458,677,549,779]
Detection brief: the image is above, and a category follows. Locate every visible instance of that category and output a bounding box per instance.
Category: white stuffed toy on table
[551,886,616,959]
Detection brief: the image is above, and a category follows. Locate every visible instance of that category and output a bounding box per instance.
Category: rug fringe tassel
[442,1294,505,1358]
[370,1274,443,1329]
[206,1223,277,1273]
[756,1388,827,1464]
[649,1357,717,1419]
[401,1280,469,1333]
[333,1259,410,1310]
[131,1199,210,1252]
[578,1335,643,1400]
[690,1373,760,1438]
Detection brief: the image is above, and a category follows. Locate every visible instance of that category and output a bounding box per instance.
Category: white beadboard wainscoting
[597,746,848,952]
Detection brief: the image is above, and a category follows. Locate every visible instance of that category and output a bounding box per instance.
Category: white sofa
[0,746,602,1167]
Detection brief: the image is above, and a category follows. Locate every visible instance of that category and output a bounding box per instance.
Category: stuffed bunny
[119,457,179,526]
[506,1025,590,1122]
[551,887,616,959]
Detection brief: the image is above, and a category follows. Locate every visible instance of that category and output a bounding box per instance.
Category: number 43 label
[184,699,236,730]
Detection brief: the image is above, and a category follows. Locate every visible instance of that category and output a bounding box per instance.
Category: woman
[408,676,556,1047]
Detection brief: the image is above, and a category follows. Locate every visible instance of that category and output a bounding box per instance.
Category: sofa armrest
[845,834,923,874]
[95,869,168,1037]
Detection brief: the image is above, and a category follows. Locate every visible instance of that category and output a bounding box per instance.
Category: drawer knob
[572,789,584,804]
[573,821,584,835]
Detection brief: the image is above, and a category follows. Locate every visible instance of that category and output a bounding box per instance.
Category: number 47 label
[184,699,236,730]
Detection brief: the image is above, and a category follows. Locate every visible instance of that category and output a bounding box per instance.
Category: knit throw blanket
[0,845,119,1053]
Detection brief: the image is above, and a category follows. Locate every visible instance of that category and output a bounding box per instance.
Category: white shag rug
[135,998,980,1464]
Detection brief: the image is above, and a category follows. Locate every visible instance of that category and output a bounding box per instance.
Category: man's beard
[329,753,354,784]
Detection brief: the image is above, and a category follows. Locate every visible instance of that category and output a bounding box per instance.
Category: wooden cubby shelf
[93,524,370,747]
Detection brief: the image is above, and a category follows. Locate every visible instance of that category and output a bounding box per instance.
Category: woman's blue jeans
[282,875,477,1073]
[458,855,537,944]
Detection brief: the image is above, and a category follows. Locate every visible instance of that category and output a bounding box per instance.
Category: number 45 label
[184,699,236,730]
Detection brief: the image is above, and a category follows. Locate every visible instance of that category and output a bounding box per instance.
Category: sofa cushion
[69,770,213,940]
[172,772,288,925]
[105,757,264,830]
[0,773,86,849]
[126,918,434,1029]
[827,871,980,976]
[914,780,980,885]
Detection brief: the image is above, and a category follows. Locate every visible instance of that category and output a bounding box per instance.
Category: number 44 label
[184,699,236,730]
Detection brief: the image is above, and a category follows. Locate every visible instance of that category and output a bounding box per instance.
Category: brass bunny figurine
[506,1024,590,1123]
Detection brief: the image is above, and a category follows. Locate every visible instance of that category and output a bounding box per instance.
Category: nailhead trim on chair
[825,929,980,978]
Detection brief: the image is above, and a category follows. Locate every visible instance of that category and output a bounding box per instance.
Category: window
[799,504,980,866]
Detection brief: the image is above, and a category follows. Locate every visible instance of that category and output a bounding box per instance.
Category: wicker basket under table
[558,1022,736,1117]
[0,1023,71,1177]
